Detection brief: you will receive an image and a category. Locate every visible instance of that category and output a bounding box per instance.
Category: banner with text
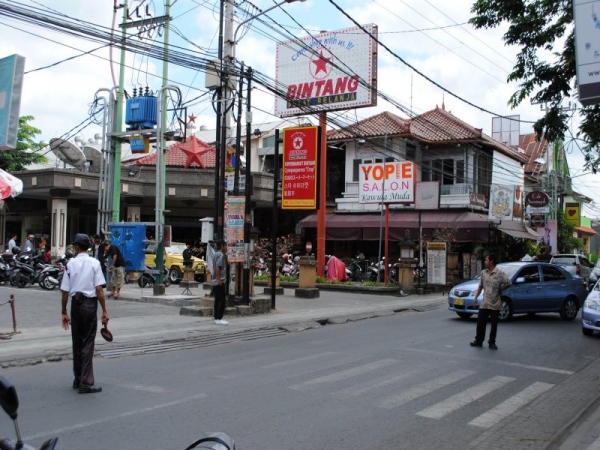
[358,161,416,204]
[282,126,319,210]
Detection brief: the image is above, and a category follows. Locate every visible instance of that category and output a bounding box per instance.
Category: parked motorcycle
[254,257,269,276]
[368,258,385,282]
[280,254,299,278]
[137,265,172,288]
[347,257,364,282]
[12,254,47,288]
[0,375,63,449]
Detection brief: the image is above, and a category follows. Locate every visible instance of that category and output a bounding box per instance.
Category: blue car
[448,262,588,322]
[582,280,600,336]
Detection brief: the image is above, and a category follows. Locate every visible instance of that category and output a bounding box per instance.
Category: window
[542,265,566,282]
[406,143,416,160]
[422,158,466,186]
[517,265,540,283]
[262,135,275,148]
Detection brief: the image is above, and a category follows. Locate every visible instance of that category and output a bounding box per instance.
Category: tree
[470,0,600,171]
[0,116,47,171]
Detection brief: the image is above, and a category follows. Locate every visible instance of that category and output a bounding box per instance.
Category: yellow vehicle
[144,242,206,283]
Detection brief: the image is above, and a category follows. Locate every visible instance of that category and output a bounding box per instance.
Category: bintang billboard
[275,25,378,117]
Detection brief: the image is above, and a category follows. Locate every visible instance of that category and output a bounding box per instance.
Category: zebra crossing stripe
[416,375,515,419]
[377,369,475,410]
[261,351,338,369]
[333,371,420,399]
[289,359,398,391]
[468,382,554,428]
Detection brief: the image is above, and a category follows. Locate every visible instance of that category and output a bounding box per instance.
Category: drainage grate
[98,327,287,358]
[411,303,443,313]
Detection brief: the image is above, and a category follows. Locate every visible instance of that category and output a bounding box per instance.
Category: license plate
[454,298,464,306]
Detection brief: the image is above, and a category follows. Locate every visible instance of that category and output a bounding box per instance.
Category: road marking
[24,393,207,441]
[416,375,515,419]
[261,351,338,369]
[468,382,554,428]
[404,348,574,375]
[377,369,475,410]
[110,382,166,393]
[289,359,398,391]
[333,371,418,399]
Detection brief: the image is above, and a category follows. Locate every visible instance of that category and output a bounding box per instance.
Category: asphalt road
[0,304,597,450]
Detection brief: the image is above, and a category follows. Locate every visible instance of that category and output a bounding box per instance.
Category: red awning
[575,226,597,235]
[299,211,491,241]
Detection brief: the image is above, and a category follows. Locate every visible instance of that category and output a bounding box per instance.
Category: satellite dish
[83,144,104,173]
[49,138,86,169]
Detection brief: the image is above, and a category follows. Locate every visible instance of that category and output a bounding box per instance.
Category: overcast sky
[1,0,598,219]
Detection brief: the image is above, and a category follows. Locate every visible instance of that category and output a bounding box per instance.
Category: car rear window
[552,257,576,265]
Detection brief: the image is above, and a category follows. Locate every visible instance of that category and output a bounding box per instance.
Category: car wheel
[169,266,182,284]
[456,312,473,319]
[498,299,513,322]
[582,326,594,336]
[559,297,579,321]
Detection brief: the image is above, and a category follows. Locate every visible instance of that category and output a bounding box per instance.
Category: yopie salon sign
[358,161,416,203]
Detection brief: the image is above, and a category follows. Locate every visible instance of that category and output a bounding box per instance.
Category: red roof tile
[410,107,482,141]
[328,111,409,140]
[132,137,216,168]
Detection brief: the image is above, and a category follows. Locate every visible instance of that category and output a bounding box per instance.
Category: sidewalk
[0,282,446,365]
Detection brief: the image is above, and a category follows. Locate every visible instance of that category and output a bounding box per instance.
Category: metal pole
[234,64,244,195]
[271,129,281,309]
[213,0,225,240]
[317,112,327,277]
[242,67,253,306]
[9,294,16,333]
[112,0,128,223]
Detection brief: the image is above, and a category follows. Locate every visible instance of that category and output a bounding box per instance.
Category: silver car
[550,254,593,288]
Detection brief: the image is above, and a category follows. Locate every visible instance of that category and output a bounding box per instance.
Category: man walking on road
[60,233,109,394]
[470,254,510,350]
[212,239,228,325]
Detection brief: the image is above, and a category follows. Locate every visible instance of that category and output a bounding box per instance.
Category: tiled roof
[327,111,409,140]
[410,107,483,142]
[131,137,216,168]
[519,133,548,174]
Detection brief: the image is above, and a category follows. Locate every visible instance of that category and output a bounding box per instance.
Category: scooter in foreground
[0,375,62,450]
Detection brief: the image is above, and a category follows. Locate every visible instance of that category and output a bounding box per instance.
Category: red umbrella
[0,178,11,199]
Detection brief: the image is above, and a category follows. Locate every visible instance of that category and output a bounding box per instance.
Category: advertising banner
[275,25,378,117]
[427,242,447,286]
[0,55,25,150]
[574,0,600,105]
[415,181,440,210]
[358,161,416,204]
[225,196,245,262]
[565,202,581,227]
[282,126,319,210]
[488,185,514,221]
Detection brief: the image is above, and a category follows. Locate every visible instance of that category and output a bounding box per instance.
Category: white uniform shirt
[60,253,106,298]
[24,240,33,252]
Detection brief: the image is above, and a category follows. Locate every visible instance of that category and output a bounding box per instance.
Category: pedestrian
[24,234,34,253]
[470,254,511,350]
[102,241,125,298]
[212,239,228,325]
[60,233,108,394]
[92,235,107,281]
[7,234,17,253]
[42,244,52,263]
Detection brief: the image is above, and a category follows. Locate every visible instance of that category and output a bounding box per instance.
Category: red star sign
[312,50,331,75]
[188,113,196,123]
[180,137,211,168]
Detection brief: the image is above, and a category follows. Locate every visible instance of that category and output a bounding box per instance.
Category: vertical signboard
[574,0,600,105]
[415,181,440,209]
[427,242,447,286]
[0,55,25,150]
[565,202,581,227]
[225,196,245,262]
[488,185,514,221]
[358,161,417,203]
[282,126,319,210]
[275,25,378,117]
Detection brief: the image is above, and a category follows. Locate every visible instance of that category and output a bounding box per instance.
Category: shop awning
[299,210,491,241]
[575,226,597,235]
[497,221,542,240]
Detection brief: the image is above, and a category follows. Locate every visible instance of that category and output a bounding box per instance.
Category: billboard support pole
[317,112,327,277]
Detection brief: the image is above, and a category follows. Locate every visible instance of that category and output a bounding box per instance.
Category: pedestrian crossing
[267,355,560,428]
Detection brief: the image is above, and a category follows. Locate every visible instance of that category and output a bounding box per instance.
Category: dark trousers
[213,284,226,320]
[475,308,499,345]
[71,297,98,386]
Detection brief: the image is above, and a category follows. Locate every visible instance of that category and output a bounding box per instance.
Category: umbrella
[0,169,23,198]
[0,178,10,199]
